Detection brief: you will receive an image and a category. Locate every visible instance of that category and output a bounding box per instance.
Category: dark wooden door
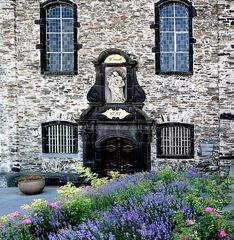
[103,137,134,174]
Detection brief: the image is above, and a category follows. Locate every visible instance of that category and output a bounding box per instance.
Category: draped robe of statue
[107,71,125,103]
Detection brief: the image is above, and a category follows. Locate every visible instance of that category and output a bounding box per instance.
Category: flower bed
[0,168,233,240]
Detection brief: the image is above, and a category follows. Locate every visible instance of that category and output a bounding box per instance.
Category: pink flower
[49,202,59,209]
[216,212,221,217]
[22,219,32,225]
[204,207,213,213]
[219,230,227,238]
[185,236,189,240]
[186,219,195,225]
[0,223,4,227]
[12,211,21,218]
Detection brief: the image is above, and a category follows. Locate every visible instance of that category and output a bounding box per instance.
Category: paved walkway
[0,186,59,216]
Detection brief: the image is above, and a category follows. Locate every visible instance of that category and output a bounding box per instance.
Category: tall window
[42,122,78,154]
[36,1,81,74]
[152,0,196,74]
[157,123,194,158]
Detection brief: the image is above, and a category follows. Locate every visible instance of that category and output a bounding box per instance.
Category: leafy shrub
[1,168,233,240]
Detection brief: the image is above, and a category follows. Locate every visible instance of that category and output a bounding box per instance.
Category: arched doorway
[102,137,135,174]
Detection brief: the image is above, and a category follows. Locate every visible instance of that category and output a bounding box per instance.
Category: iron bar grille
[42,122,78,154]
[157,124,194,158]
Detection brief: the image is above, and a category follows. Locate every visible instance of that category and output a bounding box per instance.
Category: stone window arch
[151,0,196,75]
[42,121,78,154]
[36,0,82,75]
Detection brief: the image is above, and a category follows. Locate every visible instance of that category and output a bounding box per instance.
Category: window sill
[156,71,193,76]
[42,71,77,76]
[157,155,194,159]
[42,153,78,158]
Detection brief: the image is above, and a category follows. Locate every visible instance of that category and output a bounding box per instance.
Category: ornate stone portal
[77,49,154,176]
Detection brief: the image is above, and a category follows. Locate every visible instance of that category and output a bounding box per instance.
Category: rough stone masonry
[0,0,233,186]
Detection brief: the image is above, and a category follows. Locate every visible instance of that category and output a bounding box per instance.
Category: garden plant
[0,166,233,240]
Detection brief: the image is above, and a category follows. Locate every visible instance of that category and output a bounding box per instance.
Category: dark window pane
[47,19,60,32]
[176,53,189,72]
[47,53,61,71]
[160,53,174,72]
[47,34,61,52]
[62,7,73,18]
[62,34,74,52]
[62,53,74,71]
[47,6,60,18]
[62,19,73,32]
[160,18,174,31]
[175,18,189,31]
[160,4,174,17]
[175,4,188,17]
[176,33,189,51]
[160,33,174,52]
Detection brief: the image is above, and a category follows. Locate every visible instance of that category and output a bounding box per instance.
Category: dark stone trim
[219,156,234,160]
[41,0,77,8]
[220,113,234,120]
[152,0,196,75]
[156,122,194,159]
[97,48,133,63]
[218,53,231,56]
[37,1,81,75]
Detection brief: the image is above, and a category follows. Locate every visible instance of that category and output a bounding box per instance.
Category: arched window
[42,121,78,154]
[152,0,196,74]
[36,0,82,75]
[157,123,194,158]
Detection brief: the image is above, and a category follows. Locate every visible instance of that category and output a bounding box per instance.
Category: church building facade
[0,0,233,186]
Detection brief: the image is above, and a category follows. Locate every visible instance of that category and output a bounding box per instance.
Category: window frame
[152,0,196,75]
[42,121,78,154]
[36,0,81,75]
[156,122,194,159]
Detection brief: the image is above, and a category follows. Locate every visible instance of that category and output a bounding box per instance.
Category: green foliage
[173,212,200,240]
[76,164,109,188]
[196,209,233,239]
[158,168,176,184]
[174,171,233,239]
[107,170,126,181]
[113,180,155,206]
[21,199,49,212]
[65,196,93,224]
[57,182,81,202]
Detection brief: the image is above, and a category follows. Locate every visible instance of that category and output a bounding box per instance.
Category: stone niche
[77,49,154,176]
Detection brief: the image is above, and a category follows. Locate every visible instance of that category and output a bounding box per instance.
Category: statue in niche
[107,71,126,103]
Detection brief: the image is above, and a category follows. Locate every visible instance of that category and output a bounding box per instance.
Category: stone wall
[218,0,234,173]
[0,0,18,173]
[0,0,233,180]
